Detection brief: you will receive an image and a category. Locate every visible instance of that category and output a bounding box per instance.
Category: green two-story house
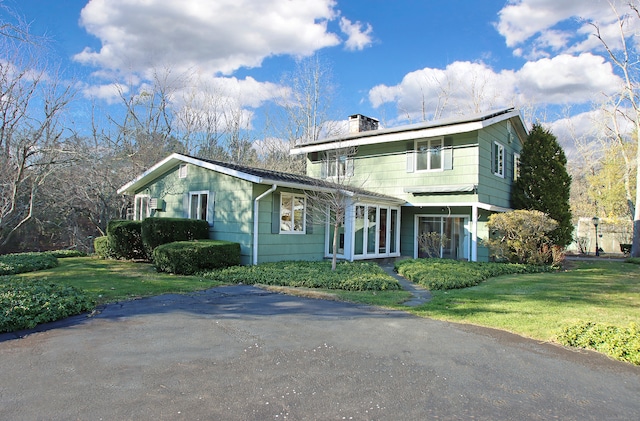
[289,108,527,262]
[118,107,526,264]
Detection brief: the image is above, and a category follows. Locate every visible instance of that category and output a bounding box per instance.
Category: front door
[416,215,468,260]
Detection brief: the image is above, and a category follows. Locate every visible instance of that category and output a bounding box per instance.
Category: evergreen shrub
[141,217,209,255]
[0,252,59,275]
[153,240,240,275]
[106,220,146,260]
[557,321,640,365]
[93,236,116,259]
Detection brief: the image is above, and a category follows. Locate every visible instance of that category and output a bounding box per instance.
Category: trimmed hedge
[94,236,116,259]
[395,258,553,290]
[202,260,401,291]
[141,217,209,255]
[557,321,640,365]
[0,277,95,333]
[0,252,59,276]
[153,240,241,275]
[106,220,146,260]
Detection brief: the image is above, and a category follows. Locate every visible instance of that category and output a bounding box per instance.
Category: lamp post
[592,216,600,257]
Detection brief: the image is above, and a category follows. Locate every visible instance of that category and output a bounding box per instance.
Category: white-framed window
[134,194,150,221]
[323,151,353,178]
[493,141,504,177]
[178,164,188,178]
[280,193,306,234]
[188,191,209,221]
[415,138,443,171]
[513,152,520,180]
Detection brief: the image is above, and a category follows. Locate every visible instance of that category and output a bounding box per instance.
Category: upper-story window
[493,141,505,178]
[415,138,443,171]
[324,151,353,178]
[513,152,520,180]
[280,193,306,234]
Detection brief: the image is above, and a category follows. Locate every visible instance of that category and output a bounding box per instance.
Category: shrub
[107,220,146,260]
[557,321,640,366]
[0,252,59,275]
[153,240,240,275]
[141,217,209,255]
[46,250,86,258]
[485,210,559,265]
[0,278,95,333]
[93,236,116,259]
[394,258,552,290]
[202,260,401,291]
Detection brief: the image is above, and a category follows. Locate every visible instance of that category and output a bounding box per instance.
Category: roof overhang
[404,184,477,194]
[117,153,404,205]
[290,108,526,155]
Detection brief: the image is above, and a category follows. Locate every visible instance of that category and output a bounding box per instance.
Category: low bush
[0,252,59,276]
[107,220,146,260]
[394,258,552,290]
[46,250,87,258]
[0,278,95,333]
[626,257,640,265]
[153,240,241,275]
[202,260,401,291]
[93,236,116,259]
[557,321,640,366]
[141,217,210,255]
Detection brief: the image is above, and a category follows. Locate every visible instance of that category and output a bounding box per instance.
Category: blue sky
[3,0,633,154]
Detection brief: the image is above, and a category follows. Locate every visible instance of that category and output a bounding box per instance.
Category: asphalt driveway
[1,284,639,420]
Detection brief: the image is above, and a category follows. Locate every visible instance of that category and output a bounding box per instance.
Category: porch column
[471,205,478,262]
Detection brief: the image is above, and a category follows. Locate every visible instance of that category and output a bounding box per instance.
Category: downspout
[253,184,277,265]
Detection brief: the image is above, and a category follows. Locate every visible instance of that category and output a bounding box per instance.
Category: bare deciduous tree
[589,0,640,256]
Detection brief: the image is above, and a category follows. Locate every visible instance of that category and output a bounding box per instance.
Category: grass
[404,260,640,341]
[7,256,226,305]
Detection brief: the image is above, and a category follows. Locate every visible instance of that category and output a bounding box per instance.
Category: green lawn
[403,260,640,342]
[9,256,226,305]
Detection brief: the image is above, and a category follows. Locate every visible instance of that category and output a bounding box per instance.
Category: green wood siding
[477,121,522,209]
[309,133,481,205]
[134,164,326,265]
[254,185,325,264]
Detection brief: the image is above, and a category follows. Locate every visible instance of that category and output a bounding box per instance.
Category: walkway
[377,260,432,306]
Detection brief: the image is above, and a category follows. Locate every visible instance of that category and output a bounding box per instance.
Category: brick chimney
[348,114,379,133]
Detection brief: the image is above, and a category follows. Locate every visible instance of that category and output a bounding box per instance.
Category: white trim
[493,141,505,178]
[414,214,470,260]
[178,163,188,178]
[414,137,444,172]
[279,193,307,234]
[134,194,150,221]
[188,190,211,223]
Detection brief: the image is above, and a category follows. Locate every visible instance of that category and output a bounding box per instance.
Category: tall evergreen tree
[511,123,573,247]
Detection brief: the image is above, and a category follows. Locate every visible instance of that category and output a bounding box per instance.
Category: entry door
[417,216,468,259]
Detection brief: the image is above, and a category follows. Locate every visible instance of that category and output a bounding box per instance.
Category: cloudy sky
[4,0,636,153]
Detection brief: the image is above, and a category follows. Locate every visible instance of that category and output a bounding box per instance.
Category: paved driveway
[1,285,639,420]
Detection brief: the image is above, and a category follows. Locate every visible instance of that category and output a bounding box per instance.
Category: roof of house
[290,107,527,155]
[117,153,404,204]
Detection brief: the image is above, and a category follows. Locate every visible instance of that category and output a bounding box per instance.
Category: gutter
[253,184,277,265]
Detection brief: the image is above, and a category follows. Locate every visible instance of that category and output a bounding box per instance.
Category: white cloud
[80,82,128,104]
[369,61,518,121]
[74,0,348,76]
[495,0,634,57]
[516,53,622,105]
[339,17,374,51]
[368,53,622,122]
